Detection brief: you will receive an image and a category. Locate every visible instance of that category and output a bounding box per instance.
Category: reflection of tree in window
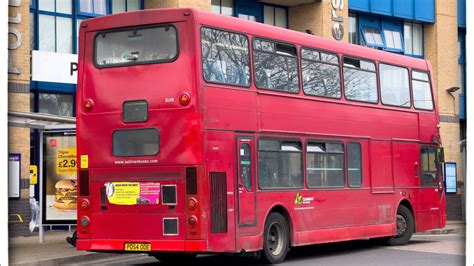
[201,27,250,86]
[253,40,299,93]
[302,48,341,98]
[343,57,378,103]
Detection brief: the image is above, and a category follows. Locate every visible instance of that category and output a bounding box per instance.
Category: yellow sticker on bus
[80,155,88,169]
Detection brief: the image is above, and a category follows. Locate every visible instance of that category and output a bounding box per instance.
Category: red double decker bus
[76,8,446,263]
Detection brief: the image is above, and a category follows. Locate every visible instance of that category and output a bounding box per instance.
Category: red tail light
[188,216,197,227]
[80,199,90,211]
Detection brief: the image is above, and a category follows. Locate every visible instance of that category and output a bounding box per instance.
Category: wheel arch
[265,204,294,247]
[398,198,416,232]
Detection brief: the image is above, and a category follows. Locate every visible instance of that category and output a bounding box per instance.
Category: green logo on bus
[295,193,303,205]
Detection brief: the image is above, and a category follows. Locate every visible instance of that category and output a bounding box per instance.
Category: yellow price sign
[56,148,77,175]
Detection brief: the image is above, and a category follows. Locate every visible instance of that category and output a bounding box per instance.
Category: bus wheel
[152,252,197,264]
[261,212,290,264]
[386,205,414,246]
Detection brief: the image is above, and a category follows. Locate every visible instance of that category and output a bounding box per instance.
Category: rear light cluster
[185,167,204,239]
[77,169,91,238]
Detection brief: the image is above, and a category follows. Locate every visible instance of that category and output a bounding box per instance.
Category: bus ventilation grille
[210,172,227,234]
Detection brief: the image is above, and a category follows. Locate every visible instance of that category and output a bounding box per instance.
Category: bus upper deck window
[95,25,178,68]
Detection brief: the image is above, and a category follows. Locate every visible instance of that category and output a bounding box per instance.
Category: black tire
[386,205,414,246]
[261,212,290,264]
[152,252,197,264]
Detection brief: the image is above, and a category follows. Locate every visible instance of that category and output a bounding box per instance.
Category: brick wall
[9,1,31,236]
[424,0,463,221]
[145,0,211,10]
[289,0,348,42]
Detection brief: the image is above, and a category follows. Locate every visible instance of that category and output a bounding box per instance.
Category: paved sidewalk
[8,221,465,265]
[8,231,140,266]
[416,220,466,235]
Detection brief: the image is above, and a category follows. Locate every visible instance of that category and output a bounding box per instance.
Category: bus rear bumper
[77,239,207,252]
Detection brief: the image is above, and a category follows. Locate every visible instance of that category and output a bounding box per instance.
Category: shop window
[263,5,287,28]
[359,17,384,48]
[359,16,404,53]
[79,0,107,15]
[30,13,36,51]
[38,0,72,14]
[38,15,73,53]
[212,0,234,16]
[112,0,141,14]
[404,22,423,57]
[38,93,74,117]
[382,20,403,52]
[348,13,357,44]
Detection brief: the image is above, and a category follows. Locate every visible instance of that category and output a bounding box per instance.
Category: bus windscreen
[95,25,178,67]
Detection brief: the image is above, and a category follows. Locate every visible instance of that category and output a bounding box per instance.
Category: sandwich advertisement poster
[44,134,77,222]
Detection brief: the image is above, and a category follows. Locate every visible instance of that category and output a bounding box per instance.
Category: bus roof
[82,8,430,71]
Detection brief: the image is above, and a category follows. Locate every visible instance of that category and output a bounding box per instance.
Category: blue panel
[393,0,414,19]
[459,93,465,120]
[458,0,466,28]
[31,81,76,94]
[235,0,262,22]
[359,15,386,48]
[349,0,370,12]
[370,0,392,16]
[414,0,435,23]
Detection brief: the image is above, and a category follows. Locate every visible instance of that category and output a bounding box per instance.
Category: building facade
[7,0,467,236]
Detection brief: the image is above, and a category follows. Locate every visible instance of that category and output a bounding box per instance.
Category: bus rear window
[113,128,159,157]
[95,25,178,67]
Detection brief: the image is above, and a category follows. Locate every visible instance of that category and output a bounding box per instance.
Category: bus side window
[343,57,378,103]
[301,47,341,99]
[201,27,251,87]
[379,64,410,107]
[258,139,303,189]
[412,70,434,110]
[420,147,438,186]
[347,142,362,187]
[253,39,300,93]
[306,142,344,188]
